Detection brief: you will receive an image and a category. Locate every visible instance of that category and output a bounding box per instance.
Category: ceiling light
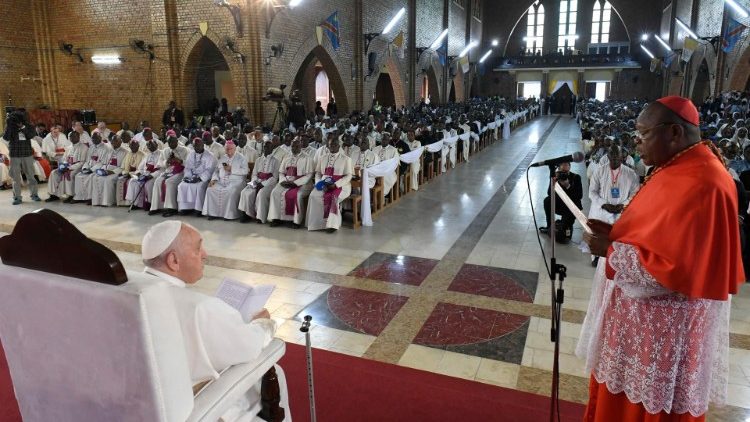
[458,40,478,58]
[654,34,672,52]
[640,44,655,59]
[675,18,698,39]
[491,39,499,47]
[479,49,493,63]
[382,7,406,34]
[429,29,449,49]
[641,33,650,41]
[91,55,121,64]
[726,0,749,18]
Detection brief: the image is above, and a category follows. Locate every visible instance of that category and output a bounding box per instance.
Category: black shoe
[240,215,253,223]
[163,209,178,217]
[292,223,301,229]
[85,200,92,206]
[326,228,337,233]
[178,209,193,216]
[539,226,549,234]
[46,195,60,202]
[207,216,220,221]
[148,209,161,216]
[591,257,599,267]
[269,220,281,227]
[63,196,74,203]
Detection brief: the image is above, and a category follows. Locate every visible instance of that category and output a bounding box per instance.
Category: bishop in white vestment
[372,134,399,195]
[149,137,190,214]
[238,142,279,223]
[73,134,111,202]
[306,139,353,232]
[46,132,88,202]
[41,126,69,165]
[268,139,314,226]
[125,141,163,209]
[91,136,128,206]
[117,141,146,206]
[177,139,216,215]
[407,131,421,191]
[203,141,248,220]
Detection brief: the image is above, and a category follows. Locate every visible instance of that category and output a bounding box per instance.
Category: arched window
[525,1,545,54]
[315,66,331,111]
[557,0,578,51]
[591,0,612,44]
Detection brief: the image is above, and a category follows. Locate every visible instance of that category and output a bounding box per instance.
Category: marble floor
[2,116,750,420]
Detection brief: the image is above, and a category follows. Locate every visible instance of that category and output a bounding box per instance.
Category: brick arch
[452,70,465,102]
[382,55,406,108]
[290,45,349,117]
[729,40,750,91]
[501,0,634,56]
[687,47,717,101]
[425,62,442,104]
[180,33,238,115]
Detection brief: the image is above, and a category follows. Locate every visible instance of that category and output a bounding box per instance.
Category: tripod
[547,163,567,422]
[271,102,287,132]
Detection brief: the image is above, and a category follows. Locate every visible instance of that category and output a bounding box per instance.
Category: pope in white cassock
[203,140,248,220]
[239,142,279,223]
[176,138,216,216]
[588,145,640,225]
[371,133,399,196]
[46,131,88,202]
[0,141,10,188]
[267,139,314,227]
[91,135,128,206]
[73,133,112,202]
[125,140,163,209]
[306,138,353,232]
[140,221,290,418]
[149,136,190,215]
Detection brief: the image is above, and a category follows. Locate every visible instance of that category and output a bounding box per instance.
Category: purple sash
[322,167,343,219]
[284,166,302,216]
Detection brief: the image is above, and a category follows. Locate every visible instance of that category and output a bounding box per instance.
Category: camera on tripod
[263,84,287,103]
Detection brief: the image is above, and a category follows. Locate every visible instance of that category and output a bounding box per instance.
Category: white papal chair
[0,209,289,422]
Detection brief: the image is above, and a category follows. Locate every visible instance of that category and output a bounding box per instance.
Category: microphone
[529,151,584,168]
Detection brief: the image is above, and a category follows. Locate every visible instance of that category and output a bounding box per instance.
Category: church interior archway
[374,72,396,109]
[183,38,233,116]
[293,45,348,119]
[691,60,710,104]
[449,81,456,103]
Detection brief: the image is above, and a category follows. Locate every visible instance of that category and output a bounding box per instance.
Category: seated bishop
[306,138,353,232]
[267,138,314,227]
[371,133,399,196]
[238,142,279,224]
[46,131,89,203]
[116,138,145,206]
[125,140,163,210]
[202,141,248,221]
[73,132,112,204]
[91,135,129,206]
[149,135,190,216]
[177,138,216,216]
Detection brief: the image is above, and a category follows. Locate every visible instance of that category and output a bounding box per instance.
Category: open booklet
[215,278,275,323]
[554,183,593,235]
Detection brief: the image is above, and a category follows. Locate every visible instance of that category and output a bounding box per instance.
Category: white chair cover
[361,157,399,226]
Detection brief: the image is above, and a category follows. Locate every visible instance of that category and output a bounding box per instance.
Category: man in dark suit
[162,100,185,128]
[539,162,583,242]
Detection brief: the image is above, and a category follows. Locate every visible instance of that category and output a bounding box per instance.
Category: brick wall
[4,0,477,128]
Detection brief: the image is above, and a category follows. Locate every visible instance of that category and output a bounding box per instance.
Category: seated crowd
[1,96,539,232]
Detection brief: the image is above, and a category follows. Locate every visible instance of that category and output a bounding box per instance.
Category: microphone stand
[547,164,567,422]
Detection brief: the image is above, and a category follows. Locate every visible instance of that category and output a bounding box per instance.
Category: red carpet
[279,343,585,422]
[0,339,585,421]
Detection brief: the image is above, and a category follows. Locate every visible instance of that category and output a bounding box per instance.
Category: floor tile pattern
[348,252,439,286]
[449,264,537,302]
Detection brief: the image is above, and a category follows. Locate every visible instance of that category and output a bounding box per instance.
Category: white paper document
[554,183,593,234]
[215,278,275,323]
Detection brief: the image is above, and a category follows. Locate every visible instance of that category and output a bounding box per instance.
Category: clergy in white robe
[372,134,399,195]
[203,132,226,160]
[29,140,50,182]
[238,142,279,223]
[91,136,128,206]
[73,134,112,202]
[0,140,11,188]
[268,139,314,226]
[351,138,379,193]
[140,222,289,415]
[116,141,146,206]
[588,145,640,225]
[71,121,92,146]
[177,139,216,215]
[406,131,422,191]
[271,138,290,169]
[203,141,248,220]
[41,126,70,165]
[306,138,353,232]
[237,136,258,169]
[125,141,163,209]
[46,132,88,202]
[149,138,190,214]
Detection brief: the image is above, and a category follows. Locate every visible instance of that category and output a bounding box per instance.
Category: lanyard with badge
[610,167,621,199]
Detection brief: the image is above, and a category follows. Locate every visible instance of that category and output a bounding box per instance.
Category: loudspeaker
[367,52,378,77]
[81,110,97,125]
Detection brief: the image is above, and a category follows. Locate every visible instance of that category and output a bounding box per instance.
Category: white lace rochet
[576,242,730,416]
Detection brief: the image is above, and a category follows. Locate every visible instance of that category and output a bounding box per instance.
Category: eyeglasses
[634,122,672,140]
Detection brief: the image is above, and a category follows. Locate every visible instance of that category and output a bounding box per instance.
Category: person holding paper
[141,221,281,388]
[578,96,743,422]
[539,162,582,242]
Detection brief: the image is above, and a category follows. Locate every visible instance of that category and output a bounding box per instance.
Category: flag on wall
[391,31,405,59]
[649,57,661,72]
[722,18,747,53]
[320,11,340,50]
[459,55,470,73]
[436,44,447,66]
[663,51,677,69]
[682,37,698,62]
